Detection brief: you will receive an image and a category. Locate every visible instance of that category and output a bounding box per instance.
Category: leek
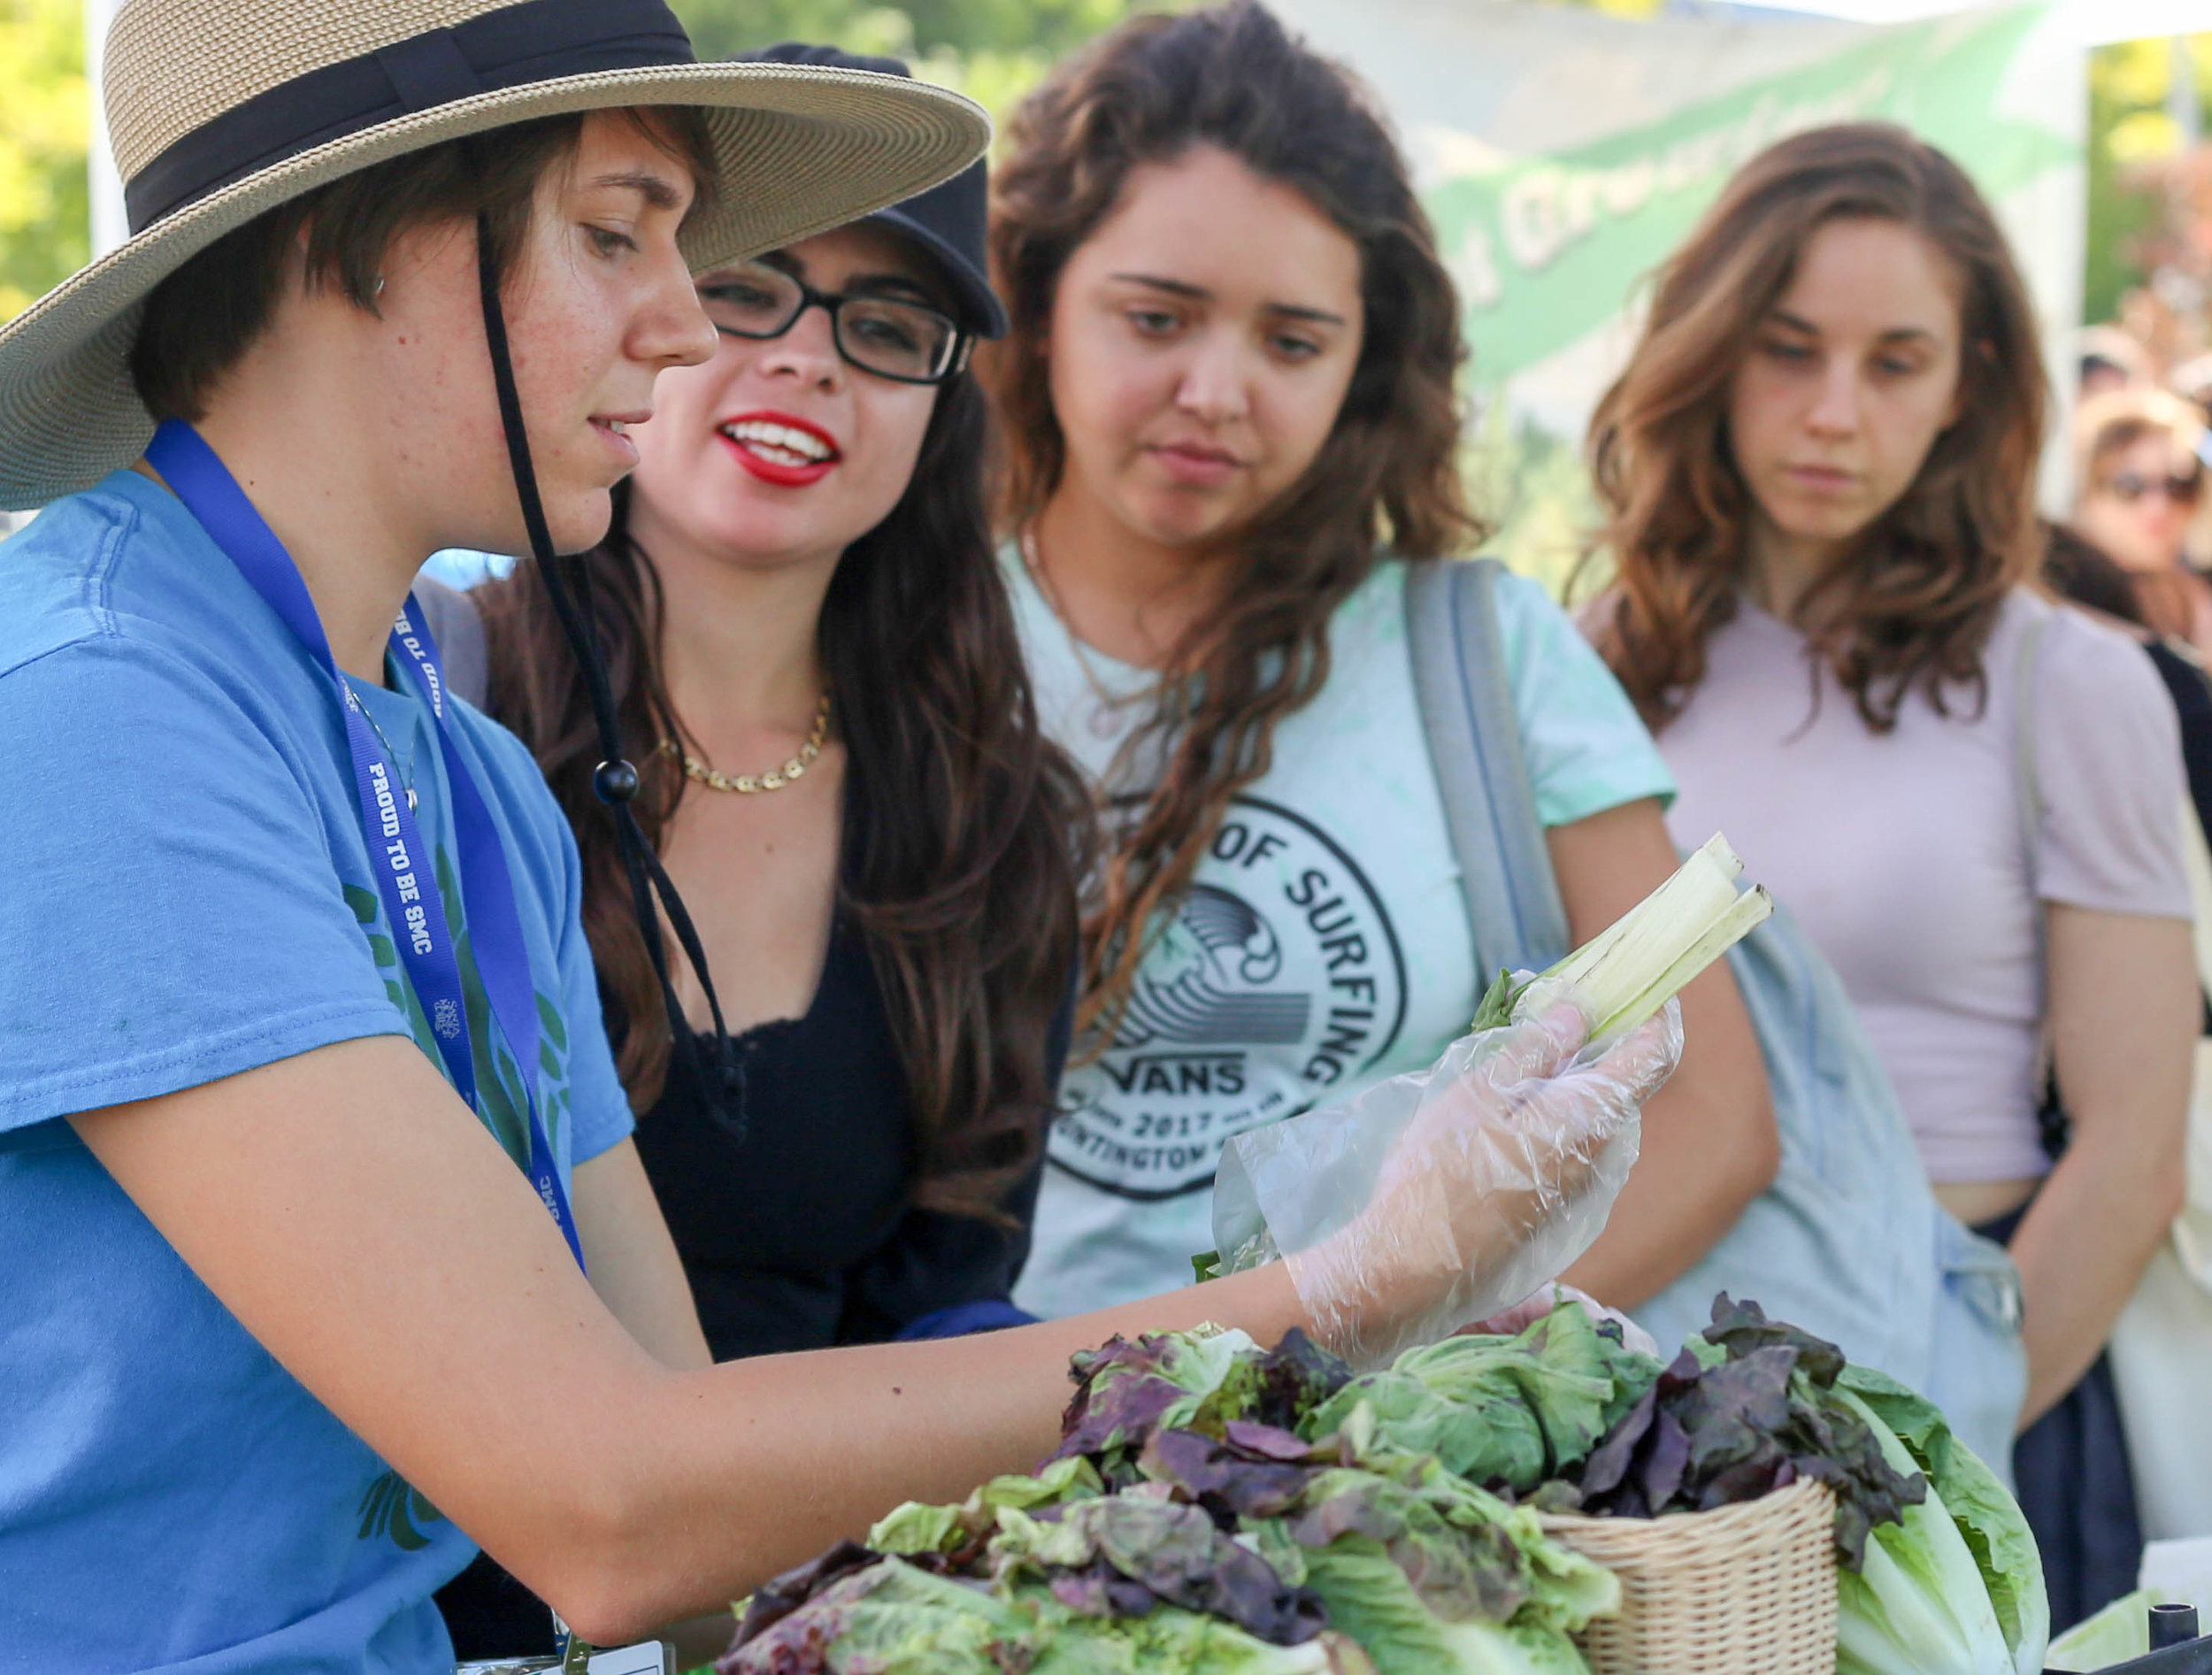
[1473,834,1772,1049]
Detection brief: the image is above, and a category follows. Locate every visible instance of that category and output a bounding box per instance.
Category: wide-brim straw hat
[0,0,989,511]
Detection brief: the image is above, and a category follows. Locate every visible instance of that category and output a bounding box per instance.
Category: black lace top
[635,911,1055,1360]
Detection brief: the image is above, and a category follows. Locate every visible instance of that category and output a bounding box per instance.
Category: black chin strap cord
[472,209,743,1124]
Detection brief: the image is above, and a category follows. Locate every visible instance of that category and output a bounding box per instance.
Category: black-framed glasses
[2108,467,2204,507]
[697,260,971,386]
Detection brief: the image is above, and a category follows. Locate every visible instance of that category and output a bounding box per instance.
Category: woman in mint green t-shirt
[988,1,1778,1320]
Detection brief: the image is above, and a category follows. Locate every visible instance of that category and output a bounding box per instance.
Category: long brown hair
[989,0,1480,1038]
[1584,123,2047,734]
[477,370,1090,1222]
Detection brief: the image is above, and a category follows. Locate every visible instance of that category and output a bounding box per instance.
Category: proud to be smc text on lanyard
[146,419,584,1268]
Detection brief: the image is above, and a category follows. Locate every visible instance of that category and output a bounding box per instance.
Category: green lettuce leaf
[1839,1364,2048,1674]
[1305,1302,1657,1489]
[2045,1590,2149,1672]
[718,1556,1030,1673]
[1294,1539,1592,1675]
[1830,1387,2015,1675]
[870,1455,1105,1556]
[721,1555,1365,1675]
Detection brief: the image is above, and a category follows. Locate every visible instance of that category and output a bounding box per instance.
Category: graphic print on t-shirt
[1049,794,1406,1201]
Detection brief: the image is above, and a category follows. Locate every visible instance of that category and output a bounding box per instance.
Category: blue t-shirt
[0,473,634,1673]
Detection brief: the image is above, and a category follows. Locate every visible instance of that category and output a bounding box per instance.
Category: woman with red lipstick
[464,48,1084,1396]
[424,43,1087,1655]
[1581,123,2195,1627]
[985,2,1776,1328]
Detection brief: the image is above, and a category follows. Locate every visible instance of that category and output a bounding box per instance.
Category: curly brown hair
[476,370,1091,1224]
[1581,123,2047,734]
[988,0,1481,1038]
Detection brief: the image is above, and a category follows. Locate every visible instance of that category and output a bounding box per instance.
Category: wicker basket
[1535,1478,1838,1675]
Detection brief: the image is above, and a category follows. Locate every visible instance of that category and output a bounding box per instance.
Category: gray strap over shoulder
[409,573,491,711]
[1402,557,1572,980]
[2013,602,2049,896]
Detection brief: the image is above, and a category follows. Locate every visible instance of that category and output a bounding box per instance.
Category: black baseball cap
[740,42,1007,339]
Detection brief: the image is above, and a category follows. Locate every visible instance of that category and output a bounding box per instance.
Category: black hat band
[125,0,695,235]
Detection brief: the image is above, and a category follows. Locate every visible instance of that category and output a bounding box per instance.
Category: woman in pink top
[1581,124,2196,1628]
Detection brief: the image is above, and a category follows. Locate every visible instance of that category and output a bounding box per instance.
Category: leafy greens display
[716,1298,2046,1675]
[1532,1296,1925,1571]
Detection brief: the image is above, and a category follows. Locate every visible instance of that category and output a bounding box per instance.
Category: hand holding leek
[1212,834,1772,1368]
[1472,832,1773,1047]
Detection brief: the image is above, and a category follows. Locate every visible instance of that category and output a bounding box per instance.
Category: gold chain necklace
[660,692,830,795]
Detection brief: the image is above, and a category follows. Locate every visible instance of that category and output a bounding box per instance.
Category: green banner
[1426,4,2076,388]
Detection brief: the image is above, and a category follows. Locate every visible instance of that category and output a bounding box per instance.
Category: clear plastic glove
[1211,985,1682,1369]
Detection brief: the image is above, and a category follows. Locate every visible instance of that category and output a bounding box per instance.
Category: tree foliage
[0,0,88,319]
[2085,33,2210,326]
[669,0,1140,121]
[672,0,1134,61]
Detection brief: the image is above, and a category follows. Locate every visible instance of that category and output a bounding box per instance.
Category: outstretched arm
[73,1036,1309,1642]
[73,995,1671,1642]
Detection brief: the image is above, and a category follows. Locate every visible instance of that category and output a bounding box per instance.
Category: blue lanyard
[146,420,585,1269]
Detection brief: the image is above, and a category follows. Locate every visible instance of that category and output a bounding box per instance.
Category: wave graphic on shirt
[1112,884,1311,1049]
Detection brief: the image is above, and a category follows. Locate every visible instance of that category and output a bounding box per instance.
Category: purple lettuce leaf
[1675,1345,1800,1479]
[728,1539,881,1652]
[1016,1494,1327,1647]
[1246,1329,1355,1430]
[1225,1419,1326,1463]
[1636,1406,1693,1510]
[1050,1559,1163,1619]
[1048,1372,1189,1471]
[1554,1298,1926,1571]
[1576,1380,1655,1500]
[1702,1293,1847,1389]
[1141,1427,1318,1522]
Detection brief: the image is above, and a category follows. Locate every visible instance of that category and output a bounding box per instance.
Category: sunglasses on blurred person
[2105,466,2205,507]
[697,257,972,386]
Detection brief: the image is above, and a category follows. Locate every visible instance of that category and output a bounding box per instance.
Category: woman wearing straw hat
[0,1,1678,1666]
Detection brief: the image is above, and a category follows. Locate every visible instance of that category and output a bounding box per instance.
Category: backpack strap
[1403,557,1571,980]
[2010,602,2062,1156]
[2013,602,2048,901]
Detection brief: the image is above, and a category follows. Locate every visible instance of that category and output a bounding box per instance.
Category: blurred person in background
[419,45,1088,1657]
[2070,388,2211,658]
[2170,353,2212,428]
[984,0,1775,1325]
[2045,525,2212,852]
[1583,122,2196,1629]
[2080,322,2156,401]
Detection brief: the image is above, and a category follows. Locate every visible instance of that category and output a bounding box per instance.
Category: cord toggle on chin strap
[592,758,641,804]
